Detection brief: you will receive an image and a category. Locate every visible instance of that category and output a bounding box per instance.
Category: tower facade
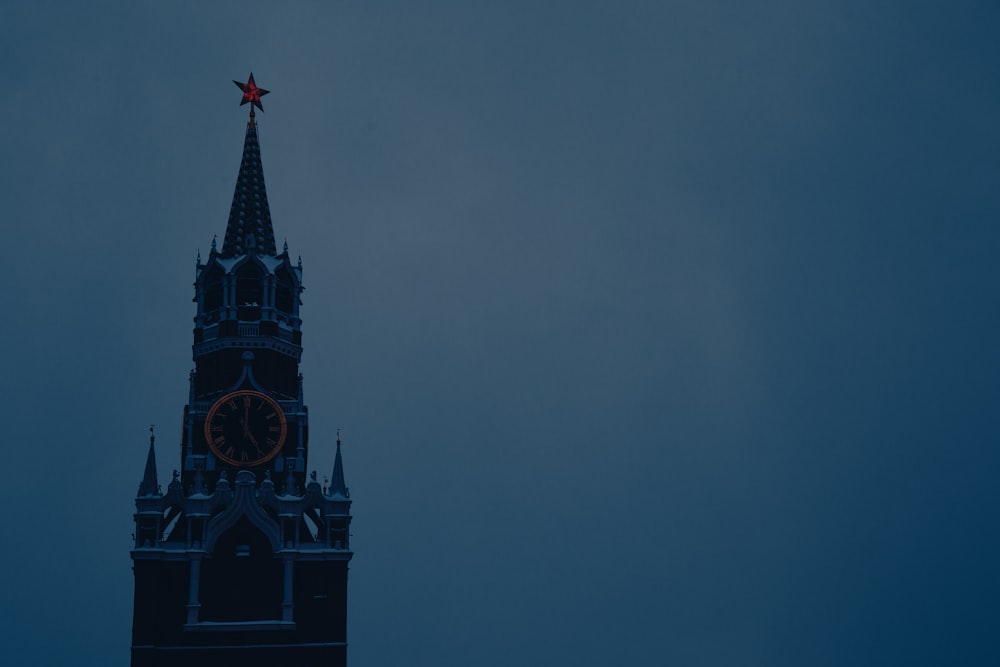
[130,78,352,667]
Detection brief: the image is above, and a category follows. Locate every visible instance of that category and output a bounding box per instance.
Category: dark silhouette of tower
[130,79,352,666]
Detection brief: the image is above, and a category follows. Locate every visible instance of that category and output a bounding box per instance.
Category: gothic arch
[205,472,281,552]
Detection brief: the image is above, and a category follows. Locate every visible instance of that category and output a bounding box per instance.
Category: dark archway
[200,516,282,622]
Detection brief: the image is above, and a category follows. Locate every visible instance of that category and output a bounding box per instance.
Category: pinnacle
[329,436,349,498]
[137,430,159,497]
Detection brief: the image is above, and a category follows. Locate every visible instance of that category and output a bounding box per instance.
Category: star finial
[233,73,269,116]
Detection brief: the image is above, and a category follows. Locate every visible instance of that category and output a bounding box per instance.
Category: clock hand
[247,431,264,456]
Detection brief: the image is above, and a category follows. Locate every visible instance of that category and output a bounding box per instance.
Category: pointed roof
[329,435,349,498]
[221,118,277,257]
[138,429,159,497]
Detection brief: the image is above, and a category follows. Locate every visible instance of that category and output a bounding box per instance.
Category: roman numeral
[228,400,237,410]
[266,412,276,419]
[243,396,251,408]
[214,436,225,445]
[240,451,249,461]
[269,426,281,433]
[266,438,277,447]
[225,446,235,457]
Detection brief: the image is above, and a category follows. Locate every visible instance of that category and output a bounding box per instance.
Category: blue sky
[2,2,999,665]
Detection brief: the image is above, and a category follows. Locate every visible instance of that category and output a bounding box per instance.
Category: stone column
[186,556,202,624]
[282,555,295,622]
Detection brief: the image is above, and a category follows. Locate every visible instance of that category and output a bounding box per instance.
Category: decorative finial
[211,234,217,251]
[336,428,341,444]
[234,73,270,120]
[149,424,155,443]
[173,470,179,482]
[310,470,318,482]
[297,254,302,269]
[283,238,288,253]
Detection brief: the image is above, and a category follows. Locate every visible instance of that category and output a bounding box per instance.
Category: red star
[233,73,269,111]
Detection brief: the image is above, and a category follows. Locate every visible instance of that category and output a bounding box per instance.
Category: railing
[194,321,297,354]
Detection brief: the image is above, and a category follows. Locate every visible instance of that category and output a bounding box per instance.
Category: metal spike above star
[233,73,269,111]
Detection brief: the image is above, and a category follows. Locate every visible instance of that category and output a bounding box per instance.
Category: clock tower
[130,76,353,667]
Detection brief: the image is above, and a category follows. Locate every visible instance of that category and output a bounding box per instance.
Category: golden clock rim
[204,389,288,467]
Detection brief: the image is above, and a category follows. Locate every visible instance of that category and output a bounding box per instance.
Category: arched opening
[275,265,295,316]
[200,516,282,621]
[202,265,224,322]
[235,261,263,320]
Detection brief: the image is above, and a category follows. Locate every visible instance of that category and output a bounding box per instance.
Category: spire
[329,431,349,498]
[138,426,159,497]
[221,75,277,257]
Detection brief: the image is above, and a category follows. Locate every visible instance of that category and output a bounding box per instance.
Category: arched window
[202,265,224,322]
[235,262,263,320]
[275,266,295,315]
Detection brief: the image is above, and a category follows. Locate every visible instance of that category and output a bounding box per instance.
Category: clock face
[205,390,287,467]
